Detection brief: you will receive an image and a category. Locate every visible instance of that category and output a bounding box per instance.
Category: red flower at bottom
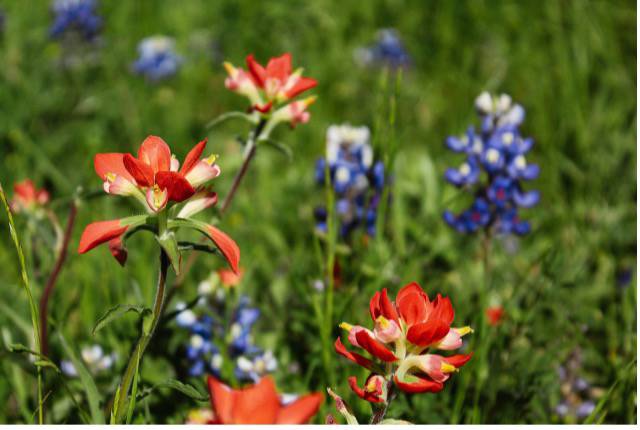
[207,376,323,424]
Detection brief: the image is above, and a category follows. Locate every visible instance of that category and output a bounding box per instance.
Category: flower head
[50,0,101,41]
[207,376,323,424]
[443,92,539,236]
[78,136,239,273]
[354,28,411,70]
[315,124,387,238]
[335,282,472,400]
[133,36,182,81]
[10,179,50,214]
[224,53,317,129]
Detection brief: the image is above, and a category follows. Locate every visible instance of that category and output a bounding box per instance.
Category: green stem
[321,159,337,387]
[219,119,267,215]
[0,183,44,424]
[370,381,396,424]
[112,249,169,424]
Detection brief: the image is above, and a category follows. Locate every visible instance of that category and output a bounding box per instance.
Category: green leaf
[138,379,208,402]
[156,231,182,275]
[205,111,257,129]
[125,348,141,424]
[0,301,32,338]
[58,332,104,424]
[92,304,152,336]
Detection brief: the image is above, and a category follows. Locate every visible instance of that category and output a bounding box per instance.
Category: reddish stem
[40,202,77,357]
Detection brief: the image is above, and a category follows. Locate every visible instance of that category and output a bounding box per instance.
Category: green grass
[0,0,636,424]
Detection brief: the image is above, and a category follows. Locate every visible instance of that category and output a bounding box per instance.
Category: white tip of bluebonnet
[312,279,325,292]
[280,393,300,405]
[496,93,512,113]
[499,104,525,127]
[176,307,197,327]
[197,280,214,295]
[81,345,104,365]
[475,91,493,114]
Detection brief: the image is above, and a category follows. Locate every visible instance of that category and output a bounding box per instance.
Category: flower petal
[406,319,451,347]
[285,76,317,98]
[138,135,172,174]
[393,374,444,394]
[204,224,240,274]
[443,353,473,368]
[180,138,208,175]
[155,171,196,202]
[231,376,280,424]
[246,54,266,87]
[354,330,398,362]
[396,282,430,326]
[347,376,385,404]
[78,220,129,254]
[207,376,234,424]
[94,153,135,182]
[265,52,292,83]
[123,153,154,187]
[108,237,128,266]
[334,337,374,370]
[276,392,323,424]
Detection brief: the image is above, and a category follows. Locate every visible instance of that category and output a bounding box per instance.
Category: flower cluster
[314,124,385,238]
[354,29,411,70]
[555,349,601,422]
[443,92,540,235]
[204,376,322,424]
[10,179,50,215]
[60,344,116,377]
[133,36,182,81]
[224,53,317,130]
[335,282,472,402]
[77,135,239,273]
[174,269,276,382]
[50,0,102,41]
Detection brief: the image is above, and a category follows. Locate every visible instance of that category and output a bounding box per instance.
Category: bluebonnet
[132,36,182,81]
[443,92,540,236]
[554,349,601,422]
[60,344,116,377]
[355,29,411,69]
[50,0,101,41]
[314,124,386,238]
[174,273,276,382]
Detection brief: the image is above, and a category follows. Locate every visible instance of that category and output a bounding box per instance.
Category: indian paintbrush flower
[78,135,239,274]
[206,376,323,424]
[133,36,182,81]
[10,179,50,215]
[335,282,472,401]
[223,52,317,130]
[443,92,540,236]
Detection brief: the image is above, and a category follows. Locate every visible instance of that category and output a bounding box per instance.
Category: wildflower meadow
[0,0,636,425]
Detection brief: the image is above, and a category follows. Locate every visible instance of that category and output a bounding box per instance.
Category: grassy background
[0,0,636,424]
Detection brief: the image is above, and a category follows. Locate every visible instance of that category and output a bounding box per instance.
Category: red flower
[217,266,243,287]
[95,136,220,212]
[336,282,472,397]
[207,376,323,424]
[224,53,317,114]
[11,179,49,213]
[486,306,504,326]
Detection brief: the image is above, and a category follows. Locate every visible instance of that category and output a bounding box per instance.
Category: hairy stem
[219,119,266,215]
[370,381,396,424]
[113,249,169,423]
[40,202,77,357]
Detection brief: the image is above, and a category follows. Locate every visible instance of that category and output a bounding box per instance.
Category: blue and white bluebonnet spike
[50,0,102,40]
[443,92,540,236]
[133,36,182,81]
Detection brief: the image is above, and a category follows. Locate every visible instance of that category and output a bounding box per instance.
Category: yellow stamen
[454,326,473,336]
[339,322,353,332]
[365,379,378,392]
[376,316,390,329]
[441,362,457,373]
[204,154,219,166]
[106,172,116,182]
[223,62,236,75]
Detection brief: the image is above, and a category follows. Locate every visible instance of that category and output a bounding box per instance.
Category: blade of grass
[57,332,104,424]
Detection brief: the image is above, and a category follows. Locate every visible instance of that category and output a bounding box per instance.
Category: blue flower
[315,124,387,238]
[175,287,275,381]
[132,36,182,81]
[443,92,539,236]
[234,350,277,382]
[50,0,101,41]
[355,29,411,69]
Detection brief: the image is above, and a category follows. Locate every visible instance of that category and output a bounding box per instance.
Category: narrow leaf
[92,304,151,336]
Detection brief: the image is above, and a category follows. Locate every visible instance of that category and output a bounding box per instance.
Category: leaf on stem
[92,304,152,336]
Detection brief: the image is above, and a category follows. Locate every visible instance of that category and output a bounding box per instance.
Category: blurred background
[0,0,636,424]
